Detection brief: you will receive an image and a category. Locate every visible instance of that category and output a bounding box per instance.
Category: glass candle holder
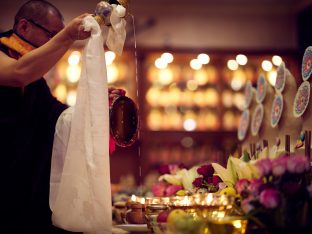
[206,215,248,234]
[197,193,235,219]
[145,197,170,233]
[168,196,205,234]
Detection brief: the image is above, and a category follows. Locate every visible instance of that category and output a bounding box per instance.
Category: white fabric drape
[50,15,111,233]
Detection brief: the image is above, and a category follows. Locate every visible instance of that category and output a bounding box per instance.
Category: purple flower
[259,188,280,209]
[165,185,183,196]
[256,159,272,176]
[286,155,309,174]
[197,164,214,177]
[272,156,287,176]
[192,177,203,188]
[235,179,250,194]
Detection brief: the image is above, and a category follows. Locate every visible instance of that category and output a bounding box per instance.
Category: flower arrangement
[192,164,223,193]
[235,155,312,231]
[152,163,226,197]
[152,163,191,197]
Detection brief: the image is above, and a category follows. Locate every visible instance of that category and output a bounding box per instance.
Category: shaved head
[13,0,63,29]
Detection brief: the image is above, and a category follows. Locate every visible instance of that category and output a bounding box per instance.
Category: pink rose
[165,185,183,196]
[152,182,167,197]
[248,178,263,196]
[256,159,272,176]
[241,197,255,213]
[259,188,280,209]
[197,164,214,177]
[286,155,309,174]
[235,179,250,194]
[271,156,287,176]
[168,164,180,174]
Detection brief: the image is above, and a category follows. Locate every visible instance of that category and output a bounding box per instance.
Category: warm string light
[55,49,285,131]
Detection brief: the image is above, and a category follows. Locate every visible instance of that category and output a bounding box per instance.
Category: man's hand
[109,87,126,105]
[64,13,92,41]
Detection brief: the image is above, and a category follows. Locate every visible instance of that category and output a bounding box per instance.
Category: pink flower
[192,177,202,188]
[256,159,272,176]
[165,185,183,196]
[197,164,214,177]
[168,164,180,174]
[248,179,263,196]
[235,179,250,194]
[286,155,309,174]
[241,197,255,213]
[259,188,280,209]
[271,156,287,176]
[152,182,167,197]
[218,182,227,190]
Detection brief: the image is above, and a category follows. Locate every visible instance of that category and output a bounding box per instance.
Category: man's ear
[15,19,29,35]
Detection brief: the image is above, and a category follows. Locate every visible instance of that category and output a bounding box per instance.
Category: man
[0,1,119,233]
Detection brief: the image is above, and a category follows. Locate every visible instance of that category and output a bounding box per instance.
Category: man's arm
[0,13,90,87]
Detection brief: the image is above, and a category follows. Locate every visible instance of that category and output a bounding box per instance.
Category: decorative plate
[256,74,267,103]
[251,104,264,136]
[293,81,310,118]
[238,109,250,141]
[244,81,253,109]
[275,62,286,92]
[302,46,312,81]
[271,93,283,128]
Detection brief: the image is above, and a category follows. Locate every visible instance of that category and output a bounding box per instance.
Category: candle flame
[206,193,213,205]
[131,194,136,202]
[140,197,145,204]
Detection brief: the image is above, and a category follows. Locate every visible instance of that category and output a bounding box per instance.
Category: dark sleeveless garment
[0,31,80,234]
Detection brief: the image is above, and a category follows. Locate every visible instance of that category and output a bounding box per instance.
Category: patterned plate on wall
[271,93,283,128]
[293,81,310,118]
[302,46,312,81]
[244,81,253,109]
[256,74,267,103]
[251,104,264,136]
[238,109,250,141]
[275,62,286,92]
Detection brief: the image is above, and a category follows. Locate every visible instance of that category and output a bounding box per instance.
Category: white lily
[230,157,260,180]
[181,166,200,190]
[212,156,237,187]
[158,172,183,186]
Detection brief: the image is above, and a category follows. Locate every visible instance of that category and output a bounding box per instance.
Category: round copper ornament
[110,95,139,147]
